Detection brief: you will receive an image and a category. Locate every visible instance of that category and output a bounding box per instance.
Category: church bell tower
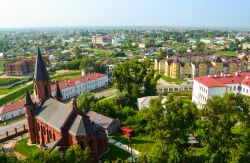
[33,47,51,103]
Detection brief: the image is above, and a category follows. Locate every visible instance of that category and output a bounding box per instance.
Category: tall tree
[196,93,250,162]
[77,92,97,113]
[145,95,198,162]
[112,59,158,97]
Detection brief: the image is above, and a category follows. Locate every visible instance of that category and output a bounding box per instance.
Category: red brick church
[24,47,108,161]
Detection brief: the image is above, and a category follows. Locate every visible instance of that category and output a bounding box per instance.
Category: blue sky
[0,0,249,28]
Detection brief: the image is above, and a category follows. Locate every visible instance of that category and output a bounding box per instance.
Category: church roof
[24,90,33,106]
[34,47,50,81]
[69,115,96,136]
[54,81,63,98]
[35,98,72,131]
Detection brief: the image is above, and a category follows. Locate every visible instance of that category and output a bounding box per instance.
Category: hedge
[0,84,34,106]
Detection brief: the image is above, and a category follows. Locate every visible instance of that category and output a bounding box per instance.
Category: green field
[218,51,236,56]
[112,135,157,154]
[0,78,21,86]
[14,138,40,157]
[101,143,131,161]
[0,84,33,106]
[160,74,186,84]
[51,70,81,82]
[0,84,23,95]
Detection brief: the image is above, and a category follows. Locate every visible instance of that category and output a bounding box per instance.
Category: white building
[0,101,25,122]
[51,73,108,100]
[137,96,166,110]
[192,72,250,108]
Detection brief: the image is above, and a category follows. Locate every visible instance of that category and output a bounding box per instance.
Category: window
[43,127,46,135]
[49,131,52,139]
[234,86,236,90]
[243,88,245,92]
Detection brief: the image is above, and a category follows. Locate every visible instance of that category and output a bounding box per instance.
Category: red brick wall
[34,80,51,102]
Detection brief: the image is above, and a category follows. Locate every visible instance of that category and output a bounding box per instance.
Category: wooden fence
[0,125,28,143]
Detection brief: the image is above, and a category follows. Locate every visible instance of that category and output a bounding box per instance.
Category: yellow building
[183,63,192,78]
[164,60,171,76]
[229,61,238,74]
[170,59,180,78]
[154,59,159,71]
[212,57,223,74]
[198,63,208,76]
[159,59,166,74]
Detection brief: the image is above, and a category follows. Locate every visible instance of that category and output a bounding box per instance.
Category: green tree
[26,150,62,163]
[196,93,250,162]
[144,95,198,162]
[112,59,158,98]
[194,41,206,52]
[64,145,91,163]
[77,92,97,113]
[91,100,117,117]
[113,91,137,109]
[74,46,82,59]
[176,46,188,54]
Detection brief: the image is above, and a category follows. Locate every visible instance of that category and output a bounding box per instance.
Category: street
[0,89,117,135]
[0,119,26,135]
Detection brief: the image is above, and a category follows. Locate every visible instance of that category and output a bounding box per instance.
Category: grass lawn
[112,135,157,154]
[218,51,236,57]
[169,91,192,97]
[0,84,23,95]
[96,86,116,93]
[182,98,192,104]
[98,95,116,102]
[14,137,40,157]
[0,78,21,86]
[101,143,131,161]
[51,70,81,83]
[160,74,186,84]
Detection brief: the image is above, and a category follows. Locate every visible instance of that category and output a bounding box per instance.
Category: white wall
[0,108,25,122]
[51,76,108,100]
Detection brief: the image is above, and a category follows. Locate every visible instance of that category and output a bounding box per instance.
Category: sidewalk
[108,138,140,161]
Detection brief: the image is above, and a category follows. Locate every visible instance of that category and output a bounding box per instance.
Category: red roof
[0,100,24,115]
[51,73,106,91]
[120,127,133,133]
[194,72,250,88]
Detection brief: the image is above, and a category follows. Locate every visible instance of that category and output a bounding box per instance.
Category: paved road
[0,89,117,135]
[0,119,26,135]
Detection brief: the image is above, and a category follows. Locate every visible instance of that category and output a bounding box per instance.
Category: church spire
[24,89,33,106]
[34,46,50,81]
[33,46,51,103]
[54,81,63,102]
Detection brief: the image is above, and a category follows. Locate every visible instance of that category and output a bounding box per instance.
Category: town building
[192,72,250,108]
[92,34,112,48]
[0,53,6,59]
[24,47,108,162]
[0,101,25,122]
[50,73,108,100]
[155,52,248,78]
[87,111,120,136]
[242,43,250,50]
[5,59,34,76]
[137,96,166,110]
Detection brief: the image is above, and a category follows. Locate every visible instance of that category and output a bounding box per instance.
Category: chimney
[71,97,77,109]
[235,72,239,76]
[220,73,223,77]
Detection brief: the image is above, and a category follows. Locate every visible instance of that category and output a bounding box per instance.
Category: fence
[0,125,28,143]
